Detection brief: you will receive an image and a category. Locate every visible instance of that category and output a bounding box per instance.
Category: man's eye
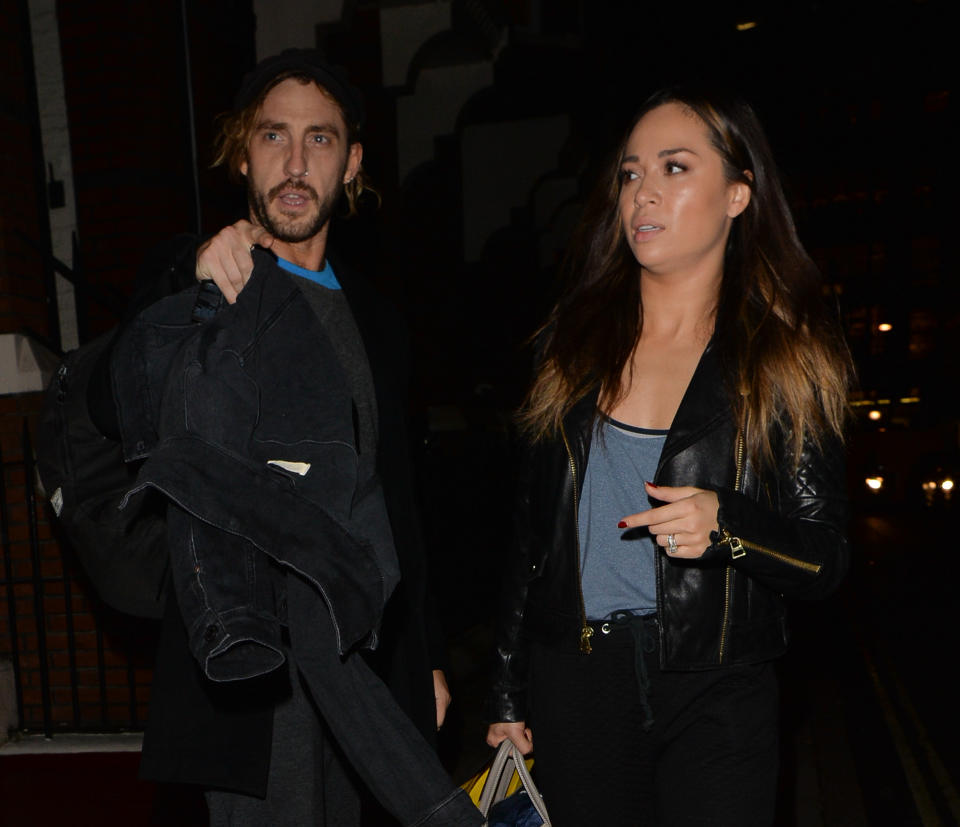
[264,132,281,142]
[310,134,330,144]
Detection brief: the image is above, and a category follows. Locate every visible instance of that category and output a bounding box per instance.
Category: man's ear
[344,142,363,183]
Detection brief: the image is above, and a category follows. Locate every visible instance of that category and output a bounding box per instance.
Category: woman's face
[618,102,750,277]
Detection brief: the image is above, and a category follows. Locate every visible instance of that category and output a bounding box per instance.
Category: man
[195,50,454,755]
[84,50,478,826]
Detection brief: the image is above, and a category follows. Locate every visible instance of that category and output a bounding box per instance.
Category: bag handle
[478,740,551,825]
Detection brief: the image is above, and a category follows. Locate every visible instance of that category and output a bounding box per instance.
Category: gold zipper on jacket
[716,529,822,573]
[717,420,821,573]
[718,419,746,663]
[718,415,824,664]
[560,423,593,655]
[733,423,745,492]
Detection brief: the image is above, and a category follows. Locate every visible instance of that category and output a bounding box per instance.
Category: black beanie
[233,48,365,128]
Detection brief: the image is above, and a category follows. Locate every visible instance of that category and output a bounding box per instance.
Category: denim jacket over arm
[112,251,401,680]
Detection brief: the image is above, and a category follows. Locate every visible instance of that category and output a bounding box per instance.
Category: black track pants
[528,621,779,827]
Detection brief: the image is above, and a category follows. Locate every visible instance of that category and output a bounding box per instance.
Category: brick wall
[0,0,154,734]
[55,0,198,337]
[1,0,258,738]
[55,0,255,338]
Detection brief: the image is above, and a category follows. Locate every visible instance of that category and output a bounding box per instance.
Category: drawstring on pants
[608,610,656,732]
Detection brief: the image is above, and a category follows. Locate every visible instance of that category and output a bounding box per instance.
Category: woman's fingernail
[617,520,628,528]
[646,481,658,488]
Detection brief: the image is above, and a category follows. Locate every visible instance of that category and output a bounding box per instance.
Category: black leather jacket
[488,340,849,724]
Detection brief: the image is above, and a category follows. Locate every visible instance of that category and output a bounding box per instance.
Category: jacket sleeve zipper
[717,528,822,573]
[720,414,822,573]
[560,423,593,654]
[718,416,823,660]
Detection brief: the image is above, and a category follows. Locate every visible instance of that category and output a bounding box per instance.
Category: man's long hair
[520,86,853,468]
[211,70,372,216]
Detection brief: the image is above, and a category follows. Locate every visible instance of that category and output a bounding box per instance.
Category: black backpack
[35,331,168,619]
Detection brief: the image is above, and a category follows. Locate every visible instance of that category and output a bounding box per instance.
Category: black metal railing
[1,422,153,737]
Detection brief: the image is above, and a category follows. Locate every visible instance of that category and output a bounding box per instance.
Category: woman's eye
[665,160,686,174]
[620,169,639,182]
[264,132,281,142]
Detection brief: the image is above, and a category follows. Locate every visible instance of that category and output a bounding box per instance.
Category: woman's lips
[632,222,664,241]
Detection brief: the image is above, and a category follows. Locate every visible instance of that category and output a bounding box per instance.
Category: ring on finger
[667,534,678,554]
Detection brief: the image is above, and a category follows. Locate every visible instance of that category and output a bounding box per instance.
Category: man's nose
[285,143,308,178]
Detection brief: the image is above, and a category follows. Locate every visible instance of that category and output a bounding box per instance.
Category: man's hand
[486,721,533,755]
[196,220,275,304]
[618,482,720,559]
[433,669,452,730]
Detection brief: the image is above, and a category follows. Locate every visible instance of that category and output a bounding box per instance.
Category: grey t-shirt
[280,258,378,486]
[277,256,396,616]
[579,417,666,620]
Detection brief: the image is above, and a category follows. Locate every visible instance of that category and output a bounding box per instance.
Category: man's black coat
[111,234,443,795]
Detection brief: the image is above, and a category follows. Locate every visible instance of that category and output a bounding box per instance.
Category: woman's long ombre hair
[520,86,852,467]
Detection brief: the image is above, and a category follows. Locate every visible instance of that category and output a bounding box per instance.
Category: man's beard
[248,177,344,243]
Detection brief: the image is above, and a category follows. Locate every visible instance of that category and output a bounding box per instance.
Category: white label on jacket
[267,460,311,476]
[51,487,63,516]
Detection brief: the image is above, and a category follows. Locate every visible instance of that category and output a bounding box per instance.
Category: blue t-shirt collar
[275,255,341,290]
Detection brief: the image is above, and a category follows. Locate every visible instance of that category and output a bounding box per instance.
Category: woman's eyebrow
[658,147,697,157]
[620,146,699,163]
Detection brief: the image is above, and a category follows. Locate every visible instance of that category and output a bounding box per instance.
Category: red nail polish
[646,481,658,488]
[617,521,627,529]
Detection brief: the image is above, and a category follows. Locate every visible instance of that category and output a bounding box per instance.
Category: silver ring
[667,534,678,554]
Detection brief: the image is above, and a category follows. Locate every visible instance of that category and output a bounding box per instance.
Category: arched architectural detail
[394,30,495,181]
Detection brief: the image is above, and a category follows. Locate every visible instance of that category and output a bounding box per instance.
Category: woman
[485,87,852,826]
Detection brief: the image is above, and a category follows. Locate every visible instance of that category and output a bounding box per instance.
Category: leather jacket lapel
[657,340,733,481]
[561,386,600,490]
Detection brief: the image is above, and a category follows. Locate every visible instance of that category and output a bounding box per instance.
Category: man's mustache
[267,179,318,201]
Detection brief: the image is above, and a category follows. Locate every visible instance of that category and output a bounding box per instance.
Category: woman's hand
[618,483,720,559]
[195,220,275,303]
[486,721,533,755]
